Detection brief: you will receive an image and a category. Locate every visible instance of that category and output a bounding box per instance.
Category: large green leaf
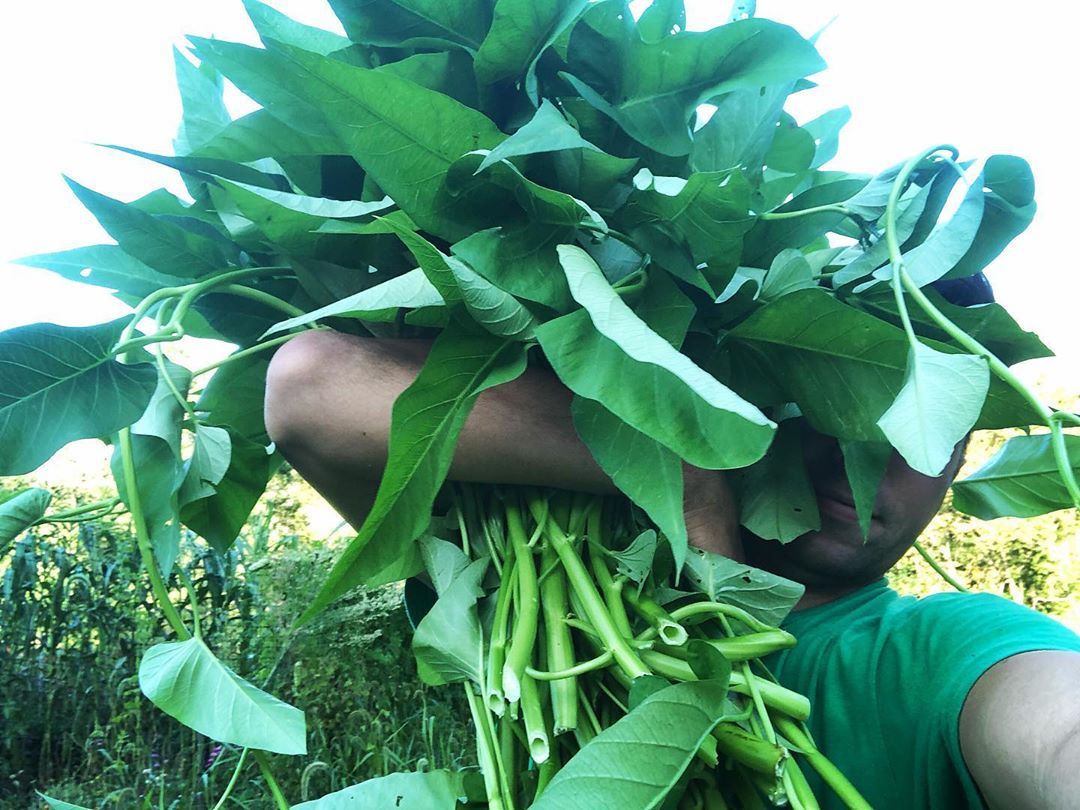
[734,418,820,543]
[328,0,492,51]
[243,0,356,56]
[476,99,599,173]
[172,47,231,154]
[530,679,733,809]
[945,155,1036,280]
[449,259,538,340]
[839,439,893,541]
[952,433,1080,519]
[138,636,306,754]
[264,270,444,336]
[451,224,575,311]
[0,320,157,475]
[412,557,488,685]
[102,145,289,193]
[682,549,804,628]
[623,170,753,264]
[178,424,232,507]
[194,354,272,443]
[877,343,988,476]
[192,38,504,242]
[180,431,279,553]
[39,796,92,810]
[293,770,468,810]
[193,109,344,162]
[0,488,52,556]
[537,246,773,469]
[301,331,527,621]
[728,289,1037,441]
[690,83,790,173]
[572,397,687,566]
[64,178,231,278]
[560,18,824,156]
[15,245,191,299]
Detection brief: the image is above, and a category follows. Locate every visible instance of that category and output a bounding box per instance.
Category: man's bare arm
[959,649,1080,809]
[263,330,740,557]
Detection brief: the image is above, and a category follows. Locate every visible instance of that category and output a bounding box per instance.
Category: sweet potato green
[3,0,1078,807]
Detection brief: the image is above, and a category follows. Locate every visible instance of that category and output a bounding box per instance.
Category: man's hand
[959,649,1080,809]
[683,464,743,561]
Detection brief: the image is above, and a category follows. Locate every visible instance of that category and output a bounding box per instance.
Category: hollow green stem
[466,685,506,810]
[486,559,515,715]
[118,428,189,640]
[539,542,578,734]
[519,673,551,764]
[666,600,774,634]
[784,758,820,810]
[529,494,650,680]
[713,722,786,774]
[252,751,289,810]
[656,630,797,662]
[527,651,612,681]
[210,748,248,810]
[218,284,307,319]
[759,203,855,221]
[912,541,969,592]
[587,520,634,639]
[773,716,873,810]
[503,498,540,704]
[35,496,122,524]
[624,588,688,647]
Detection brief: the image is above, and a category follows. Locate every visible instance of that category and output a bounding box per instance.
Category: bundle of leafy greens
[3,0,1079,808]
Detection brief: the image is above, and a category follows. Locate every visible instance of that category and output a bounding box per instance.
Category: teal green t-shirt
[765,579,1080,809]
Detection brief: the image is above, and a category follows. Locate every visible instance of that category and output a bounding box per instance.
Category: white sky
[1,0,1076,388]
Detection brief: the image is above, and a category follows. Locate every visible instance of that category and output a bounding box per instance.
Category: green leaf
[448,259,538,340]
[758,248,817,302]
[623,170,753,264]
[877,343,988,476]
[734,418,820,543]
[628,674,673,710]
[637,0,686,44]
[192,38,505,241]
[138,636,306,754]
[530,680,733,810]
[690,84,790,173]
[856,286,1052,367]
[451,224,575,312]
[193,109,344,163]
[0,488,52,556]
[13,245,194,299]
[536,246,773,469]
[560,19,824,156]
[264,270,444,336]
[686,639,732,684]
[301,331,526,621]
[102,144,289,193]
[945,155,1036,280]
[220,178,394,219]
[64,177,231,278]
[328,0,492,51]
[173,47,231,154]
[475,0,587,97]
[728,289,1035,441]
[953,433,1080,519]
[292,770,468,810]
[803,106,850,169]
[839,439,892,541]
[38,795,92,810]
[477,100,599,174]
[572,398,687,566]
[380,222,464,303]
[412,557,488,685]
[178,425,232,506]
[682,549,804,627]
[418,535,471,597]
[0,320,157,475]
[195,354,272,443]
[180,432,279,552]
[243,0,355,56]
[607,529,659,585]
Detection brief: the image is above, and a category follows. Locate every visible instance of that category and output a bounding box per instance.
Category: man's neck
[793,581,868,611]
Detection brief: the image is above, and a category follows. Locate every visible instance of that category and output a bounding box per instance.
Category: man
[263,314,1080,809]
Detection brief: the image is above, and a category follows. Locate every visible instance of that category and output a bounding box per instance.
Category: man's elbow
[264,329,334,453]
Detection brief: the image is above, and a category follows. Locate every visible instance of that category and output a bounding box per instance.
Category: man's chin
[743,525,892,589]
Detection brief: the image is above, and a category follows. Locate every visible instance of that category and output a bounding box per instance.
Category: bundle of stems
[437,484,871,810]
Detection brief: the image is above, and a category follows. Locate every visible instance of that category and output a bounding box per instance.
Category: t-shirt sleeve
[885,593,1080,808]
